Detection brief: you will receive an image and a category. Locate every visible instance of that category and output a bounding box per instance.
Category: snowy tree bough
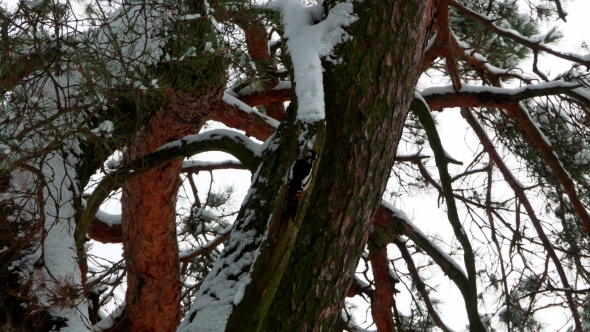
[76,129,262,257]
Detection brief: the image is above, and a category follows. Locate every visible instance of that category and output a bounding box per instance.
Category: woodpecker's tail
[284,197,299,221]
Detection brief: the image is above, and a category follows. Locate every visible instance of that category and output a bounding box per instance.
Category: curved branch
[374,201,469,300]
[76,129,262,251]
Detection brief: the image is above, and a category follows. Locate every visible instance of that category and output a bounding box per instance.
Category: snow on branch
[155,129,263,170]
[78,129,262,251]
[449,0,590,67]
[377,201,468,282]
[233,88,292,109]
[266,0,358,123]
[421,81,581,110]
[86,207,123,244]
[222,92,280,129]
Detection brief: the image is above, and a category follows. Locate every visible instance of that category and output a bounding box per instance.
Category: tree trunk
[121,89,223,332]
[263,0,436,330]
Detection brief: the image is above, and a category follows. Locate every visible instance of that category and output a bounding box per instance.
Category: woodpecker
[284,149,317,219]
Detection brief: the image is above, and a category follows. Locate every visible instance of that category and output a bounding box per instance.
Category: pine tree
[1,0,589,331]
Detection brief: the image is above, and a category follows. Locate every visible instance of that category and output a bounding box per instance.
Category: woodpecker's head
[304,149,317,163]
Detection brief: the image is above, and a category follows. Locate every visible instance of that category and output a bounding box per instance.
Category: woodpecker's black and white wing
[286,150,316,199]
[284,149,317,219]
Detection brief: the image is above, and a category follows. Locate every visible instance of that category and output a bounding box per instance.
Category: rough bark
[121,88,223,331]
[368,245,395,332]
[263,0,437,330]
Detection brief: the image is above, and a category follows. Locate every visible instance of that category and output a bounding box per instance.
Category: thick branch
[236,88,292,107]
[210,93,279,141]
[76,129,261,250]
[421,82,580,111]
[87,210,123,244]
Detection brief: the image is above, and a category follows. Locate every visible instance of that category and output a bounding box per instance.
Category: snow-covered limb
[78,129,262,251]
[221,92,280,130]
[87,209,123,244]
[210,98,278,141]
[155,129,262,168]
[421,81,581,110]
[266,0,358,123]
[93,208,122,227]
[231,88,292,111]
[449,0,590,67]
[175,127,294,331]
